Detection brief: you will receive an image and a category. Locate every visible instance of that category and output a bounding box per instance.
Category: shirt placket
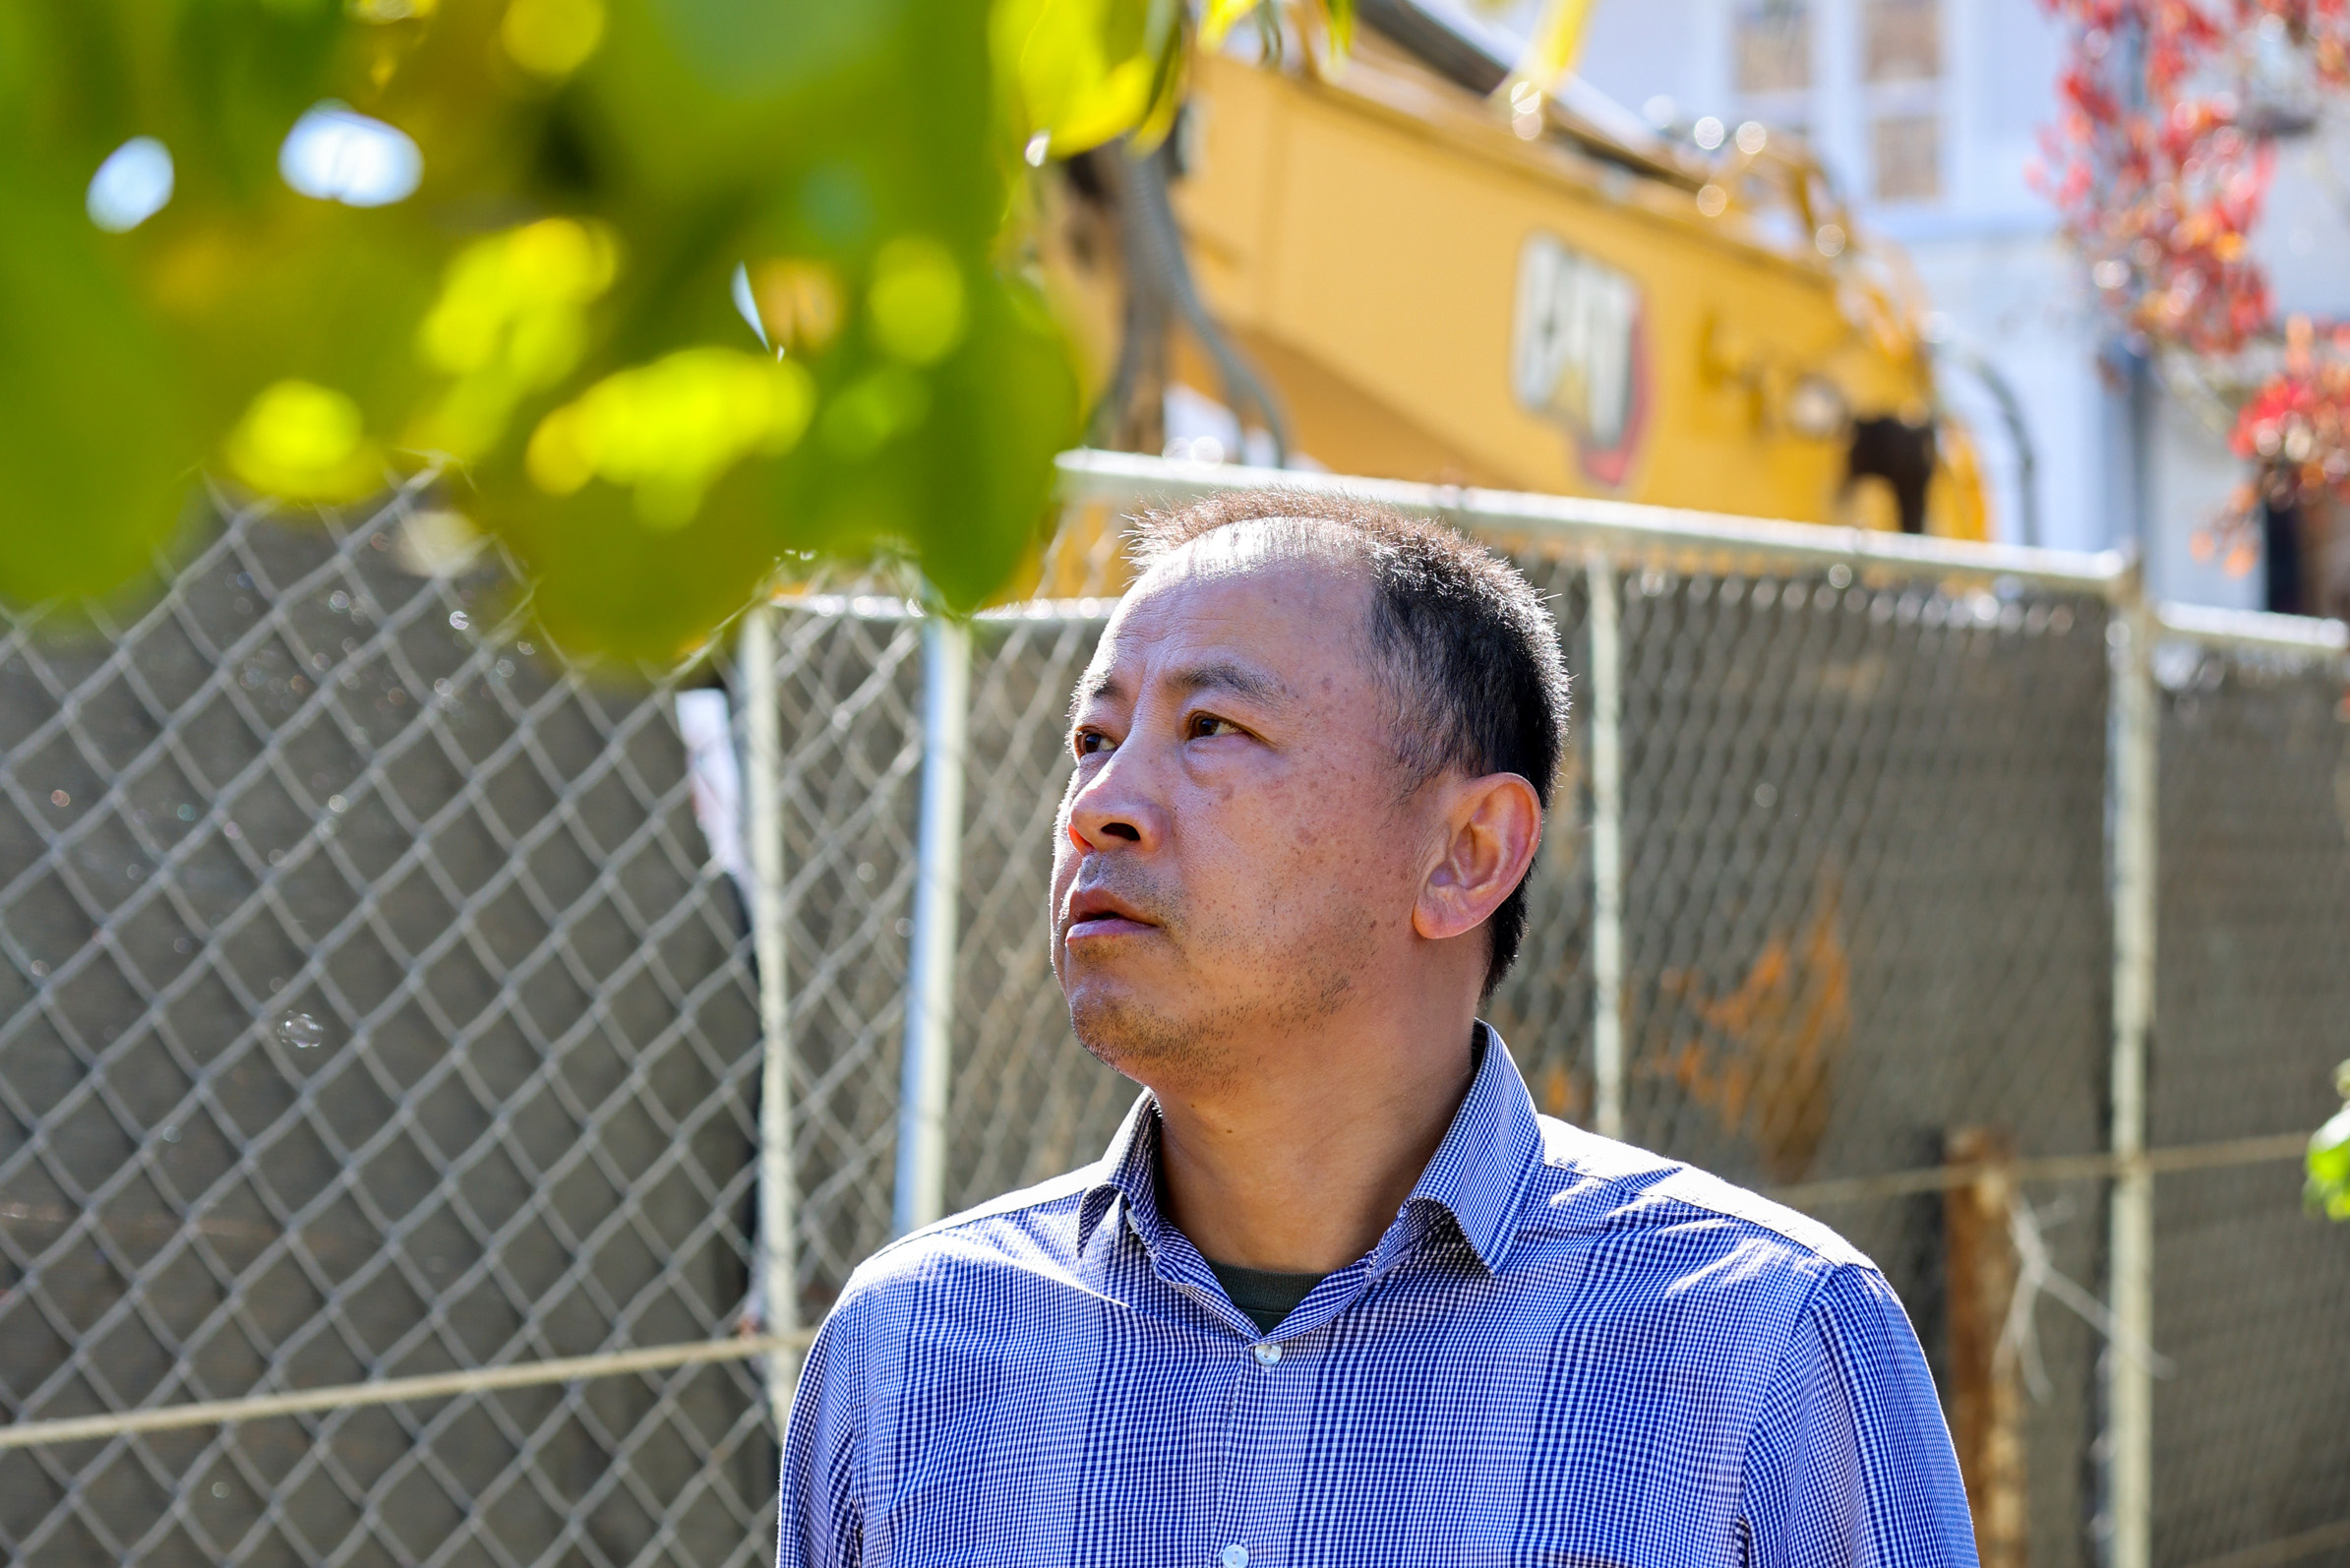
[1223,1322,1330,1568]
[1198,1210,1436,1568]
[1205,1328,1271,1568]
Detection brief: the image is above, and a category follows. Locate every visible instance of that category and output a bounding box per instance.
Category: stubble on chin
[1069,984,1238,1094]
[1065,957,1356,1098]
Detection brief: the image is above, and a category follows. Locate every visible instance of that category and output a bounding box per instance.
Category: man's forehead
[1076,549,1370,703]
[1145,514,1368,578]
[1125,530,1372,627]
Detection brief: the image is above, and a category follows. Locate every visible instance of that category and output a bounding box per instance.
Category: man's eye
[1074,729,1115,756]
[1187,713,1241,741]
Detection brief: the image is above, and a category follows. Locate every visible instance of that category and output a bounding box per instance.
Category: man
[780,492,1976,1567]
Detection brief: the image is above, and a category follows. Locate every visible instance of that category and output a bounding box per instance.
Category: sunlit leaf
[489,459,798,664]
[409,217,620,459]
[994,0,1187,156]
[0,0,1079,655]
[1199,0,1259,49]
[1507,0,1597,95]
[2310,1101,2350,1221]
[501,0,607,77]
[770,271,1079,610]
[222,379,384,502]
[868,236,967,365]
[640,0,899,98]
[1321,0,1353,56]
[913,275,1083,609]
[525,346,814,527]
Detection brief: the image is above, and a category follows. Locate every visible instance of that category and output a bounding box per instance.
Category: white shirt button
[1222,1547,1249,1568]
[1251,1342,1281,1366]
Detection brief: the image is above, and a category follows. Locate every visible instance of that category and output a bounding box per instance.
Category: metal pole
[2104,593,2157,1568]
[894,614,971,1236]
[1586,550,1626,1142]
[740,604,799,1435]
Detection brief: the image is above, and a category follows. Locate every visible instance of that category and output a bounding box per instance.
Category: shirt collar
[1077,1091,1166,1259]
[1397,1022,1545,1273]
[1076,1022,1547,1276]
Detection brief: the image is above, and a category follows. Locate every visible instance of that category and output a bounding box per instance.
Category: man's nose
[1065,744,1166,854]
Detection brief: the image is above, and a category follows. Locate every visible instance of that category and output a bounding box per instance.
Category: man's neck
[1148,1008,1481,1276]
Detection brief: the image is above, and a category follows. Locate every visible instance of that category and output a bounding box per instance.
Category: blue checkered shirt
[779,1030,1978,1568]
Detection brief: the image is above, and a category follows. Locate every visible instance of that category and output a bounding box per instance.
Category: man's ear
[1412,772,1542,942]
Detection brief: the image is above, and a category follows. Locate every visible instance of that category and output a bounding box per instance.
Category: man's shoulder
[1527,1115,1873,1274]
[827,1163,1107,1320]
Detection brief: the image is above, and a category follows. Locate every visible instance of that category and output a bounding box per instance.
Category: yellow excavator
[1037,0,1989,550]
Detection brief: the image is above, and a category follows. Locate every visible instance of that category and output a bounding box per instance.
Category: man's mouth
[1063,889,1157,942]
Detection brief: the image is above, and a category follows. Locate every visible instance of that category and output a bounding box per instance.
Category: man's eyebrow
[1068,659,1292,718]
[1073,668,1124,710]
[1167,659,1292,706]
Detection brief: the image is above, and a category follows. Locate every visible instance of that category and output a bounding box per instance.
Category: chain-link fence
[1601,561,2117,1568]
[2151,633,2350,1568]
[4,453,2346,1568]
[0,482,775,1564]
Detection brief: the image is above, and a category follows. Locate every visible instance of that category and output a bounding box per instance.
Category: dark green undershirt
[1207,1260,1325,1335]
[1185,1026,1492,1335]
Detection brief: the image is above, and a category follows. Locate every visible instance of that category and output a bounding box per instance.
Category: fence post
[1586,550,1626,1142]
[2105,591,2157,1568]
[894,613,972,1236]
[1946,1127,2026,1568]
[740,602,800,1434]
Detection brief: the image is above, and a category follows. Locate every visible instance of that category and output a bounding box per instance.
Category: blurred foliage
[1502,0,1595,94]
[997,0,1192,157]
[0,0,1603,654]
[2310,1058,2350,1221]
[2036,1,2350,559]
[0,0,1188,657]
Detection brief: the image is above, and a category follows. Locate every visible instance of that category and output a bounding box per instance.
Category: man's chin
[1066,984,1214,1081]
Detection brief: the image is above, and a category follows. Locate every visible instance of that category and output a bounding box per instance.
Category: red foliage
[2038,1,2350,524]
[2036,1,2271,354]
[2228,314,2350,484]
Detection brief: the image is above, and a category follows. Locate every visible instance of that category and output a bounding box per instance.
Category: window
[1863,0,1942,201]
[1735,1,1812,95]
[1871,113,1940,201]
[1712,0,1947,207]
[1864,0,1940,82]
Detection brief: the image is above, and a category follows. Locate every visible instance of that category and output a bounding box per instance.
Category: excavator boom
[1045,0,1986,541]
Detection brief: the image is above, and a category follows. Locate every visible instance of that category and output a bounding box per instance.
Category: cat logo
[1509,233,1651,487]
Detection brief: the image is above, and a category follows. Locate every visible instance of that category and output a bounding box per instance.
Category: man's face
[1051,538,1432,1085]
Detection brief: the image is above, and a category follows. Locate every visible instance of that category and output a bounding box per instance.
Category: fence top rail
[2154,599,2350,660]
[768,591,1118,625]
[1054,450,2136,597]
[774,452,2350,649]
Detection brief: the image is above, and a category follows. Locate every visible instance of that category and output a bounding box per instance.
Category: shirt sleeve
[778,1305,865,1568]
[1741,1262,1980,1568]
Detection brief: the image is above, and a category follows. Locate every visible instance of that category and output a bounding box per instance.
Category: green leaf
[2307,1101,2350,1221]
[483,458,792,664]
[642,0,900,99]
[763,271,1080,605]
[0,0,1081,656]
[994,0,1187,156]
[0,148,196,604]
[914,274,1084,610]
[1321,0,1354,55]
[1199,0,1260,48]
